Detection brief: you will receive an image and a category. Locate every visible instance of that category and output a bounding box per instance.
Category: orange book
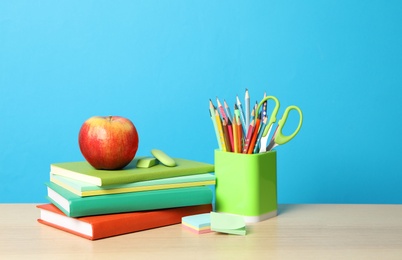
[37,203,212,240]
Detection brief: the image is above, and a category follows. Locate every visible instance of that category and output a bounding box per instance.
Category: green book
[50,173,216,197]
[50,157,214,186]
[46,182,213,218]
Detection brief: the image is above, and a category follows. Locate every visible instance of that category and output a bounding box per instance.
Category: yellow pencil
[232,116,239,153]
[215,110,227,151]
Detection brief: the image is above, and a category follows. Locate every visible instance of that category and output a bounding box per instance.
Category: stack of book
[37,157,215,240]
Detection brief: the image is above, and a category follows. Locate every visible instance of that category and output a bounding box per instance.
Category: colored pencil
[232,116,239,153]
[209,100,222,150]
[236,114,243,152]
[216,97,228,123]
[236,95,247,136]
[224,100,232,123]
[227,119,234,152]
[215,110,227,151]
[222,120,232,152]
[247,113,261,154]
[242,120,255,153]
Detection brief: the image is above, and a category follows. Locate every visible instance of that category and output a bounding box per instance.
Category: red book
[37,203,212,240]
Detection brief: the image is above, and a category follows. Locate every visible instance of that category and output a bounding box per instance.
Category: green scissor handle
[274,105,303,145]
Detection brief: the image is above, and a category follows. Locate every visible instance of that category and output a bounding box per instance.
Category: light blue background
[1,1,401,203]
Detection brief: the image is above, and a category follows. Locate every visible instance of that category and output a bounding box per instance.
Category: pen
[262,92,267,119]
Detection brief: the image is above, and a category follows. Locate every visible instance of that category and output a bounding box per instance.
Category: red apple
[78,116,139,170]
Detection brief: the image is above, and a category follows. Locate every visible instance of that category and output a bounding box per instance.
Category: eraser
[136,157,158,168]
[151,149,176,167]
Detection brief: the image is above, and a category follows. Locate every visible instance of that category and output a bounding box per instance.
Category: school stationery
[50,157,214,186]
[50,173,216,197]
[182,213,212,234]
[214,150,277,223]
[38,203,212,240]
[210,212,246,236]
[256,95,303,152]
[210,91,303,153]
[46,182,213,217]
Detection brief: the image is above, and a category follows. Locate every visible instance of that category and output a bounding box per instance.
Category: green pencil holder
[214,150,277,223]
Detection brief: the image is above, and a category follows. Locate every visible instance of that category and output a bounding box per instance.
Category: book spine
[64,186,213,217]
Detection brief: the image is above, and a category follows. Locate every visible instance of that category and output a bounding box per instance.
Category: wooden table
[1,204,402,259]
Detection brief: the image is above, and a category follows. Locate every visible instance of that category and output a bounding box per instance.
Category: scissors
[255,96,303,153]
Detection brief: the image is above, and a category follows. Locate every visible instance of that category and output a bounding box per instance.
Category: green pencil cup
[214,150,277,223]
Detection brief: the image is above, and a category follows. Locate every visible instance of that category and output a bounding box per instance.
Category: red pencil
[222,120,232,152]
[227,119,234,152]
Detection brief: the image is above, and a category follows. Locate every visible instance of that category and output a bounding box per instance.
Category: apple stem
[108,116,113,122]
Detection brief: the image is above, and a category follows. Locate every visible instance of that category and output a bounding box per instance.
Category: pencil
[245,89,250,134]
[224,100,232,123]
[247,113,261,154]
[209,100,222,150]
[216,97,228,123]
[227,119,234,152]
[232,116,239,153]
[215,110,227,151]
[242,120,255,153]
[234,104,243,136]
[222,120,232,152]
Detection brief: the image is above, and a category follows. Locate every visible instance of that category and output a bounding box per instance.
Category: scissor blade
[258,124,274,153]
[259,134,269,152]
[266,140,278,151]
